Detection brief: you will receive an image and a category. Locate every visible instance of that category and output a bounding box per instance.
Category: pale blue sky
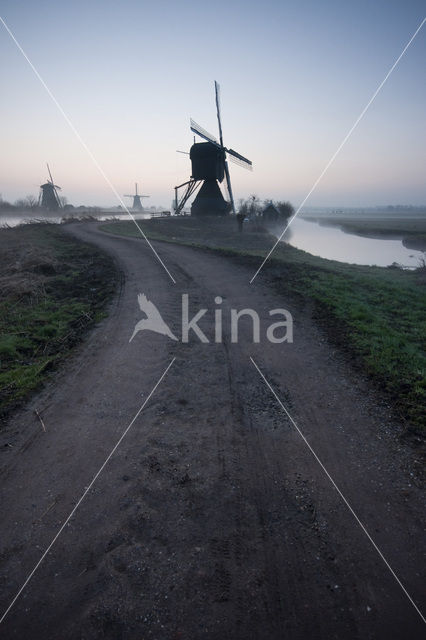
[0,0,425,208]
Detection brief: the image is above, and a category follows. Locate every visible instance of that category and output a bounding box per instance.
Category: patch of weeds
[0,224,118,422]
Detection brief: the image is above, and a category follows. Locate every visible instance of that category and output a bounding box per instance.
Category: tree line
[238,195,294,219]
[0,194,68,211]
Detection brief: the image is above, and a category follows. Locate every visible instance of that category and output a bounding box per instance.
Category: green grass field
[0,224,117,421]
[102,217,426,433]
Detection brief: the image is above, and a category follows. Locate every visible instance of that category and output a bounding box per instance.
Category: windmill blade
[224,160,236,215]
[47,162,54,185]
[227,153,253,171]
[46,162,62,206]
[190,119,220,146]
[53,185,62,207]
[215,81,224,147]
[225,148,252,170]
[53,185,63,208]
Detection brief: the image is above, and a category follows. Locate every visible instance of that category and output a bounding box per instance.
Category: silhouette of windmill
[124,183,150,211]
[174,81,252,216]
[39,163,62,211]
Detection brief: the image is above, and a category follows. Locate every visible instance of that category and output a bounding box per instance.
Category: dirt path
[0,223,424,639]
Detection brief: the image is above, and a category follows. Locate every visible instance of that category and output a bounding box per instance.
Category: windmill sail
[226,149,253,170]
[213,81,236,213]
[190,119,219,146]
[46,163,62,207]
[215,81,224,146]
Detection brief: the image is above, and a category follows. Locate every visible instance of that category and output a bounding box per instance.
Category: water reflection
[284,217,424,268]
[0,212,151,228]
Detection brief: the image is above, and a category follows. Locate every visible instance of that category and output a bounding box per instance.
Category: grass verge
[0,224,118,423]
[102,217,425,433]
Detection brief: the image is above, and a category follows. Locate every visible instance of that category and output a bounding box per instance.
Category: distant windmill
[124,183,150,211]
[39,163,62,211]
[174,81,252,216]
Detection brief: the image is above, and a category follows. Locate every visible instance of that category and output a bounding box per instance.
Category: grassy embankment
[0,224,117,422]
[102,217,426,433]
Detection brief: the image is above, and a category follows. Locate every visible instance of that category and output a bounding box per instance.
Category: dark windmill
[174,81,252,216]
[124,183,150,211]
[39,164,62,211]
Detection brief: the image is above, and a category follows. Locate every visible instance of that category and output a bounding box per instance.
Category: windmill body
[39,164,62,211]
[124,183,150,211]
[189,142,229,216]
[190,142,225,182]
[40,182,61,210]
[173,82,252,217]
